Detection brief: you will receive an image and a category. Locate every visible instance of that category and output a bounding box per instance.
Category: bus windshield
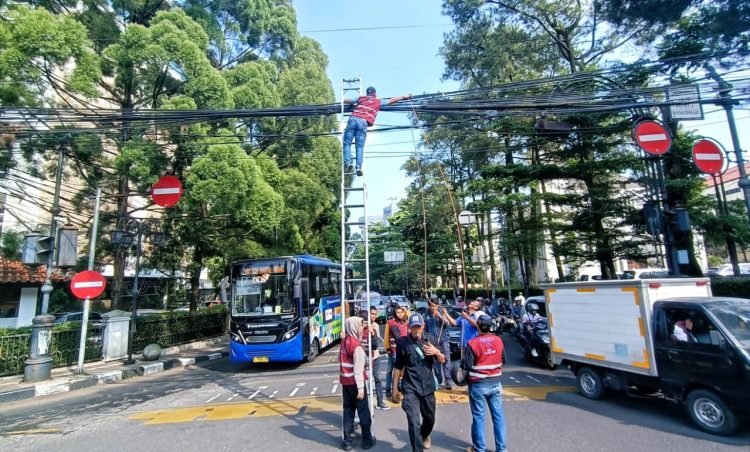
[232,260,296,317]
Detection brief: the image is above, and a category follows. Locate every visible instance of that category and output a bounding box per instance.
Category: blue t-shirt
[457,310,486,347]
[423,311,449,343]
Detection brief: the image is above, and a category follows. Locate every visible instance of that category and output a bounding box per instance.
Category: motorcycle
[518,317,557,369]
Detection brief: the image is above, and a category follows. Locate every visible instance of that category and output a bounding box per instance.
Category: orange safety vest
[351,96,382,126]
[340,335,368,385]
[467,334,504,383]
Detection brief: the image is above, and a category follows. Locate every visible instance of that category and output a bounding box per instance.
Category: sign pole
[76,296,91,374]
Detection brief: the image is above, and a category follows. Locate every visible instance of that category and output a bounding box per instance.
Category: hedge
[709,277,750,298]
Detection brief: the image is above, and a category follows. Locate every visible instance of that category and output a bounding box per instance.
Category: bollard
[24,314,55,382]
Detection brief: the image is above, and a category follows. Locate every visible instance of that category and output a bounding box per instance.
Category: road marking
[526,375,541,383]
[248,386,268,400]
[4,428,62,436]
[509,377,520,383]
[331,384,339,393]
[289,383,306,397]
[130,386,578,425]
[227,393,238,401]
[205,393,223,403]
[310,387,318,395]
[269,390,278,399]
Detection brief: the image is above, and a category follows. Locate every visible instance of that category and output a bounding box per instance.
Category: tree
[0,229,22,260]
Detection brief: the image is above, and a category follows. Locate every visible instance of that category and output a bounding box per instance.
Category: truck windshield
[707,299,750,347]
[231,260,296,317]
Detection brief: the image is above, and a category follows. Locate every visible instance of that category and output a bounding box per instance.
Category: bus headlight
[284,327,299,340]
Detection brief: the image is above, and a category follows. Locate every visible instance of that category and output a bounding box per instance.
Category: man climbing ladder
[342,87,411,176]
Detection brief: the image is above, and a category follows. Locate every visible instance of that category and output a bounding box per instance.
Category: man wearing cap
[461,315,507,452]
[424,295,455,389]
[342,87,412,176]
[392,313,446,451]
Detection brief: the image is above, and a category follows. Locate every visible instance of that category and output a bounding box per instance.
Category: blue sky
[293,0,459,214]
[292,1,750,213]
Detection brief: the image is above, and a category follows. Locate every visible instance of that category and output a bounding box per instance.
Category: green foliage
[133,308,226,351]
[0,229,22,260]
[711,277,750,298]
[48,288,76,314]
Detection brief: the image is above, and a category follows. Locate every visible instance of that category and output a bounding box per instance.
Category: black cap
[366,86,376,95]
[476,315,494,332]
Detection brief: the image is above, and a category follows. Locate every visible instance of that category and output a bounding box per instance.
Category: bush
[710,277,750,298]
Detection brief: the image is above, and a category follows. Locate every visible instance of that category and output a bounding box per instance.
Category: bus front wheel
[306,338,319,362]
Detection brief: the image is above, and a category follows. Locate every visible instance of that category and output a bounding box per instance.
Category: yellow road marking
[129,386,576,425]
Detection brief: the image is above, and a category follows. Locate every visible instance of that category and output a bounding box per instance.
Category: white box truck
[543,278,750,435]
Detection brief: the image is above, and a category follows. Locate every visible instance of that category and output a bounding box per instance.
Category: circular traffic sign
[70,271,106,300]
[692,139,726,175]
[151,175,183,208]
[633,120,672,155]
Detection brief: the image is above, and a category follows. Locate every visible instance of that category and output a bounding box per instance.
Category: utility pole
[40,147,65,314]
[708,66,750,224]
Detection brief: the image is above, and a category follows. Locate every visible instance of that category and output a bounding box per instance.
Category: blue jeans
[385,353,394,393]
[342,116,367,169]
[469,381,507,452]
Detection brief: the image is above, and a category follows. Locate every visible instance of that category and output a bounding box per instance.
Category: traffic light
[670,207,690,233]
[641,201,663,236]
[36,235,54,265]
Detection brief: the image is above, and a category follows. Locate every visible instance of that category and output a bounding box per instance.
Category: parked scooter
[518,317,556,369]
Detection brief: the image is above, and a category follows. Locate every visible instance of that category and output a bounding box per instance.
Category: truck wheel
[686,389,738,435]
[577,367,605,400]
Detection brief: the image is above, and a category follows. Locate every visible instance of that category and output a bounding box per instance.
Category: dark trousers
[433,341,452,386]
[402,390,436,452]
[342,384,373,448]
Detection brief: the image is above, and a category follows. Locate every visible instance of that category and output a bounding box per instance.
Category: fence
[133,311,226,352]
[0,333,31,376]
[0,326,104,377]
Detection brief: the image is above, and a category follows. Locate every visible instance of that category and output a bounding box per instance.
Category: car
[523,296,547,317]
[412,300,429,314]
[621,268,670,279]
[707,263,750,278]
[54,311,103,325]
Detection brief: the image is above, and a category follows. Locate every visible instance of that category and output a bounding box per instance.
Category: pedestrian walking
[392,313,447,451]
[342,87,411,176]
[384,305,409,397]
[340,316,375,451]
[361,307,390,410]
[461,315,507,452]
[424,295,456,389]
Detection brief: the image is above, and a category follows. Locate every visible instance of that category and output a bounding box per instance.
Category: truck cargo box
[542,279,711,377]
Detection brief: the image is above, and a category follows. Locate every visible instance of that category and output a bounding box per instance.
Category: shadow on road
[545,391,750,445]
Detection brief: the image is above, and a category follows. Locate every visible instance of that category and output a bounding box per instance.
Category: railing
[134,311,226,352]
[50,325,104,367]
[0,333,31,376]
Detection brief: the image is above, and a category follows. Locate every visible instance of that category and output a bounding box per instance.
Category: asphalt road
[0,335,748,451]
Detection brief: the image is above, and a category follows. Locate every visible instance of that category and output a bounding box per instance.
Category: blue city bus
[229,255,347,364]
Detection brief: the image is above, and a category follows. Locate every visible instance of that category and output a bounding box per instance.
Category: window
[665,309,717,345]
[0,286,20,318]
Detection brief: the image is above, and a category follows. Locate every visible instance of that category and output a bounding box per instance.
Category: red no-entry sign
[692,139,726,175]
[633,120,672,155]
[70,271,106,300]
[151,175,183,208]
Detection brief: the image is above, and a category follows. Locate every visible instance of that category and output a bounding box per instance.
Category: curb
[0,351,227,405]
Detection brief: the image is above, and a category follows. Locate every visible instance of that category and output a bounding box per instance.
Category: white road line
[227,393,238,401]
[248,385,268,400]
[310,387,318,395]
[289,383,306,397]
[526,375,541,383]
[509,377,520,383]
[205,392,223,403]
[331,384,339,393]
[269,390,278,399]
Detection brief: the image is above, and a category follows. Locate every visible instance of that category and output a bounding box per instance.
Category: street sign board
[384,250,405,263]
[633,120,672,156]
[692,139,726,175]
[151,175,183,208]
[70,270,106,300]
[667,85,704,120]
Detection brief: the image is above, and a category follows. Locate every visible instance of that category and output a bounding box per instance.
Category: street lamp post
[112,218,165,365]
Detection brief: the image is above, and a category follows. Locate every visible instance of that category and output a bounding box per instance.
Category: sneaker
[341,443,352,451]
[385,391,392,398]
[356,167,363,176]
[362,438,376,450]
[345,164,354,174]
[376,404,391,411]
[422,436,431,449]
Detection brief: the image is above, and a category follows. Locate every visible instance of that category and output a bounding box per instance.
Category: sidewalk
[0,335,229,405]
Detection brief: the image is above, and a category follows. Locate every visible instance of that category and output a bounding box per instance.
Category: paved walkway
[0,336,229,404]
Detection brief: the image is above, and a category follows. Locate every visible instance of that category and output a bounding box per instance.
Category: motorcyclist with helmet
[521,302,544,343]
